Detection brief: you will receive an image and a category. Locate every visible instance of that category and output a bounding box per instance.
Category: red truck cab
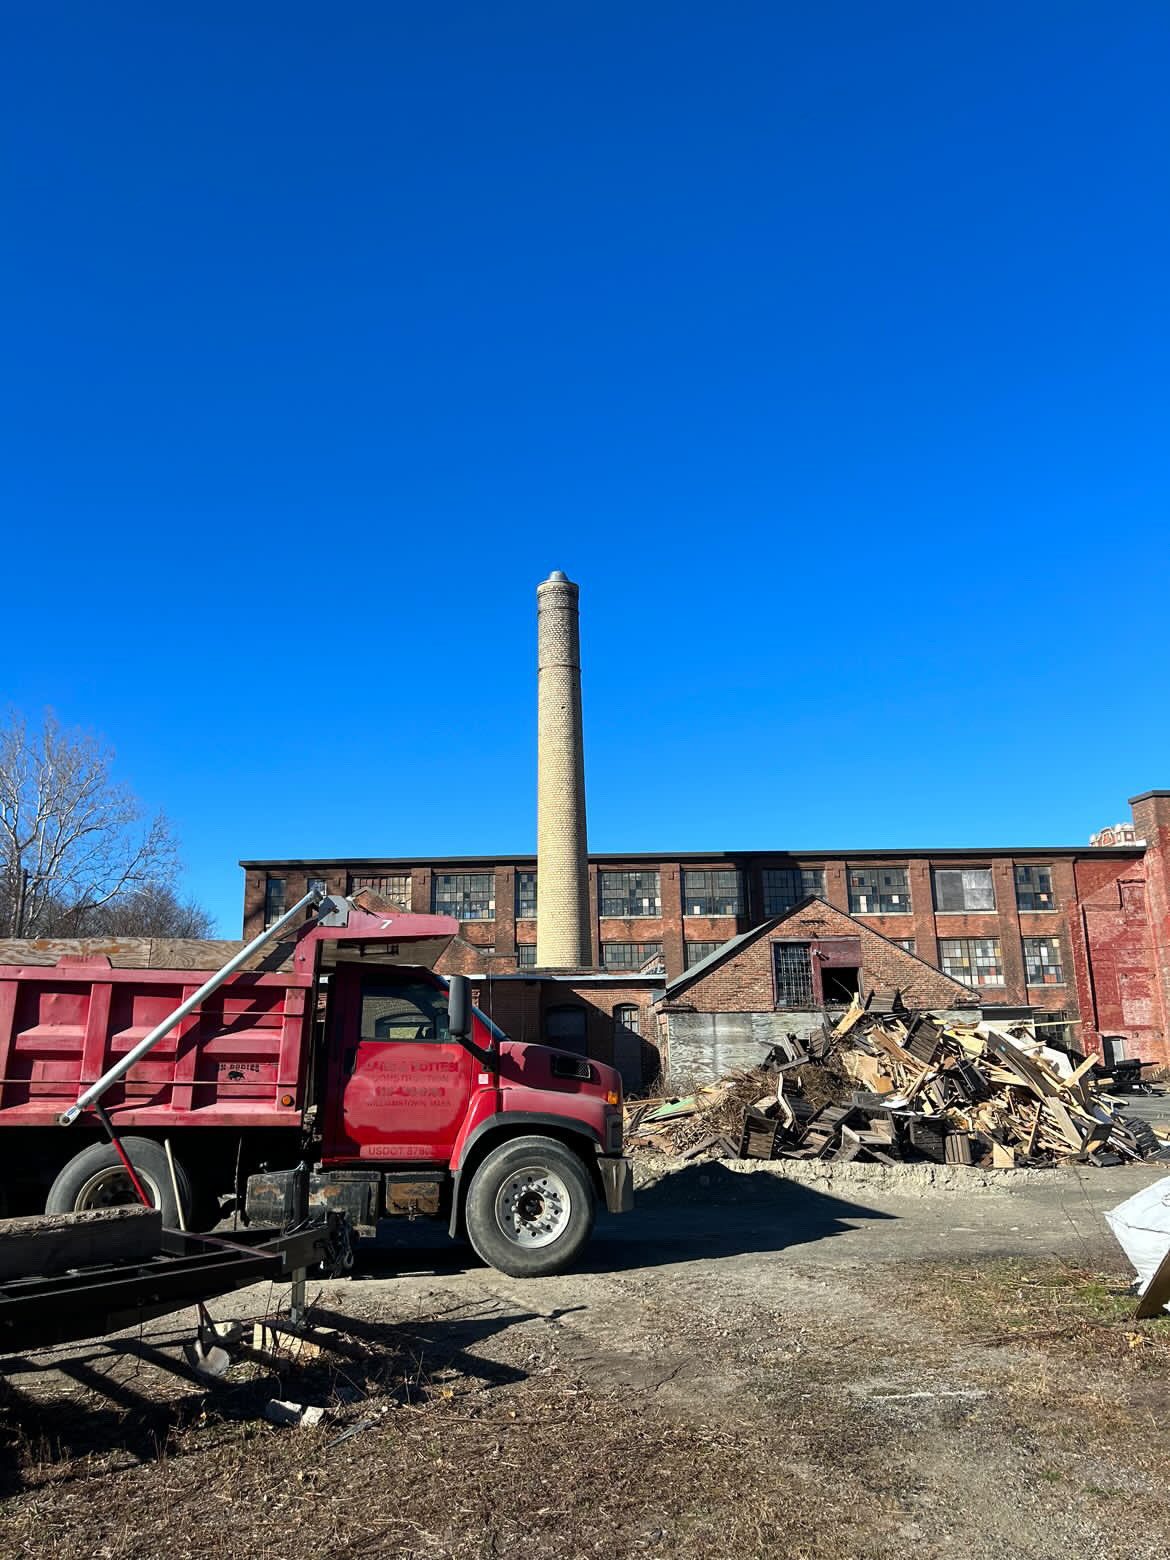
[289,953,632,1273]
[0,896,633,1278]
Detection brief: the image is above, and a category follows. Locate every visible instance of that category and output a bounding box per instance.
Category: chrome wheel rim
[74,1164,162,1211]
[494,1166,572,1248]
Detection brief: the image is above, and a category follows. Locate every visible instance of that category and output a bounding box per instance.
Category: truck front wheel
[46,1138,192,1228]
[463,1136,595,1277]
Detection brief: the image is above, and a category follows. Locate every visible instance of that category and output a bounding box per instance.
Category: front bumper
[597,1154,634,1214]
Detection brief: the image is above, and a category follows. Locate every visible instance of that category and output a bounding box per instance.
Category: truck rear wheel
[46,1138,192,1228]
[463,1136,595,1277]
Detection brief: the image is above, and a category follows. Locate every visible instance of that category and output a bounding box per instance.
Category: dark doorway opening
[822,966,861,1003]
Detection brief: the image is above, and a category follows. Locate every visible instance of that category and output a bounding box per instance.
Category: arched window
[612,1005,643,1091]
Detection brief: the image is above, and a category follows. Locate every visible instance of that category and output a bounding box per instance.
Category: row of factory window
[262,876,1059,988]
[265,864,1058,928]
[516,935,1066,987]
[523,864,1054,919]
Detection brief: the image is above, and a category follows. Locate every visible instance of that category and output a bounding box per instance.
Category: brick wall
[669,899,974,1014]
[1131,793,1170,1065]
[239,847,1144,1048]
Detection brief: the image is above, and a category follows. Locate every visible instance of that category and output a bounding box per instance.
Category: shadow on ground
[0,1298,535,1496]
[361,1162,896,1278]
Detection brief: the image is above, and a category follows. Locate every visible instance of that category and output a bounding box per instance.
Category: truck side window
[360,982,450,1044]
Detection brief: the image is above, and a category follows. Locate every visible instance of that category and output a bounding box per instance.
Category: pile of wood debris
[625,998,1169,1168]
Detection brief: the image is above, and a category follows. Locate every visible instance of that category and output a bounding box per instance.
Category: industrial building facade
[240,789,1170,1082]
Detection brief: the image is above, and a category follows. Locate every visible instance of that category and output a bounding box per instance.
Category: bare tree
[84,883,216,938]
[0,709,191,936]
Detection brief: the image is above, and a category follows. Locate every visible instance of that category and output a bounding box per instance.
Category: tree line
[0,710,215,939]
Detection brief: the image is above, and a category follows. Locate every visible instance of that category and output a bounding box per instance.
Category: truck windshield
[360,982,451,1043]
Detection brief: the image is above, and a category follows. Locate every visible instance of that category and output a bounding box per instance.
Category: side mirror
[448,975,471,1041]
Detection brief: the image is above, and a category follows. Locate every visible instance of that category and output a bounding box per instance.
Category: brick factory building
[240,789,1170,1088]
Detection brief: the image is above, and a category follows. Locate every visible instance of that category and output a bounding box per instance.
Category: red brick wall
[672,900,974,1013]
[1070,866,1163,1063]
[239,849,1142,1046]
[1131,794,1170,1065]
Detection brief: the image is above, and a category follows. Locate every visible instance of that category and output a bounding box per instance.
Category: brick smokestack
[536,570,590,968]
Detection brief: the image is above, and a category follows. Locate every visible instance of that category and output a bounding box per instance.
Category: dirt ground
[3,1161,1170,1560]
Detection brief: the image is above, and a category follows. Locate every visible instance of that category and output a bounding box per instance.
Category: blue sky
[3,3,1168,934]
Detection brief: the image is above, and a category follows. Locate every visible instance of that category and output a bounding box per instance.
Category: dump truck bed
[0,953,315,1129]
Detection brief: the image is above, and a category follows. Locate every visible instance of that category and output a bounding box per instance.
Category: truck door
[322,967,475,1164]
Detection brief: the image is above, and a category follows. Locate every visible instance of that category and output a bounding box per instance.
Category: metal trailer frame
[0,1215,347,1356]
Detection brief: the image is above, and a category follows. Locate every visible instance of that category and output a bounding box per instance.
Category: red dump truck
[0,894,632,1277]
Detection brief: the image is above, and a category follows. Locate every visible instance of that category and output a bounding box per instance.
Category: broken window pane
[1023,937,1064,984]
[932,868,996,912]
[599,872,661,918]
[848,867,911,915]
[432,873,495,920]
[762,868,825,914]
[938,937,1004,986]
[264,876,287,928]
[602,942,663,970]
[516,872,537,918]
[1034,1009,1068,1048]
[1015,865,1056,912]
[682,869,743,916]
[350,873,412,909]
[614,1004,641,1035]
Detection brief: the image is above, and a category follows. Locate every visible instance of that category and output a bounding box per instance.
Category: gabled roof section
[655,897,975,1006]
[660,918,771,996]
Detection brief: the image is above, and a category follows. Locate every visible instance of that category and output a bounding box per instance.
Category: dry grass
[897,1256,1170,1362]
[7,1252,1170,1560]
[0,1364,881,1560]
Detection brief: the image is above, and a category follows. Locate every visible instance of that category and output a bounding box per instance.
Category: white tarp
[1104,1175,1170,1310]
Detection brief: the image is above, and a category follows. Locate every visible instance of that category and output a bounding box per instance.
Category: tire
[463,1135,595,1278]
[46,1137,193,1228]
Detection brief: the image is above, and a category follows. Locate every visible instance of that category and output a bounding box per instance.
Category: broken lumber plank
[830,1127,862,1163]
[944,1133,975,1166]
[680,1135,731,1161]
[1043,1097,1089,1152]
